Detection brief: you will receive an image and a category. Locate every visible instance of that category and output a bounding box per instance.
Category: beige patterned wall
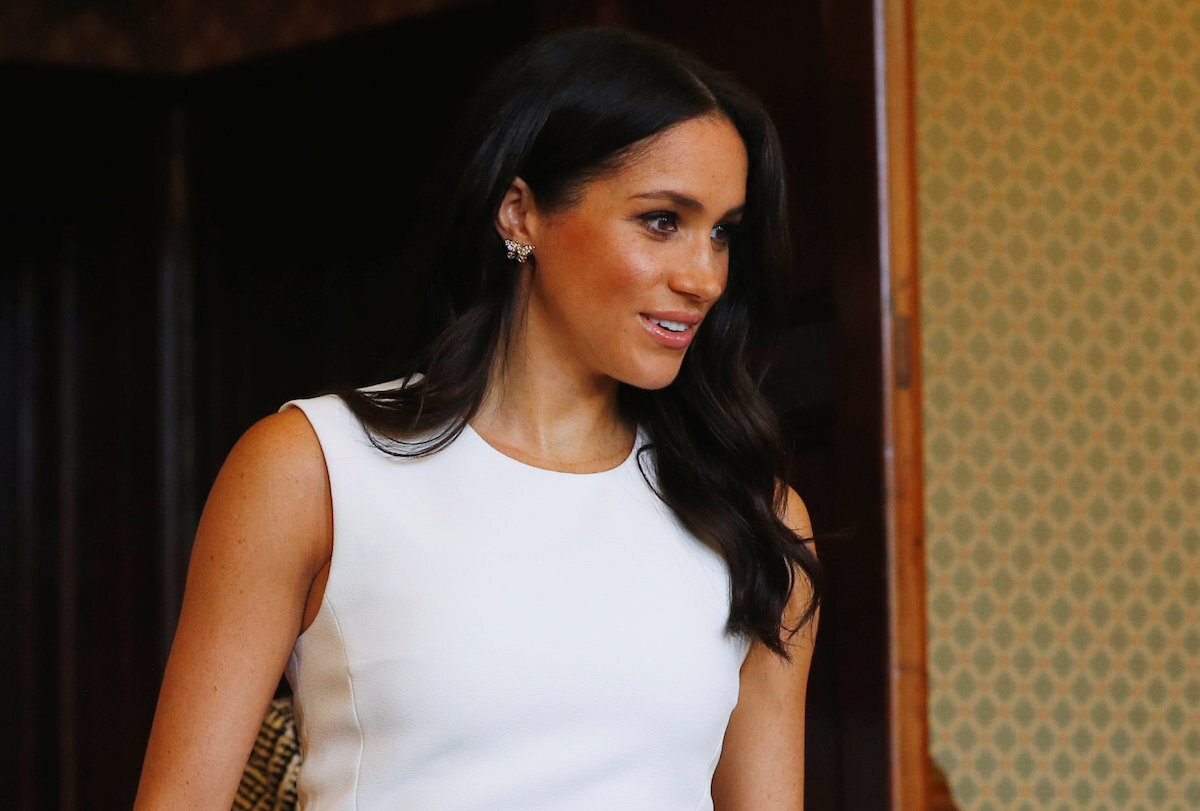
[917,0,1200,807]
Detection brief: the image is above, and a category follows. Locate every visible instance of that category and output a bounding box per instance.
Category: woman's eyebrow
[632,189,746,219]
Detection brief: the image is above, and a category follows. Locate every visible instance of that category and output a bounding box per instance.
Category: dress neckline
[461,422,641,477]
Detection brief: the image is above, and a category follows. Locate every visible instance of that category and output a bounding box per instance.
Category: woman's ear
[495,177,539,244]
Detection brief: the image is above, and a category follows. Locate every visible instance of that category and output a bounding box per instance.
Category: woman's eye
[711,222,737,246]
[641,212,679,234]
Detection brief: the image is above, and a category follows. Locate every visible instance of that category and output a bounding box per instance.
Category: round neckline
[462,422,641,477]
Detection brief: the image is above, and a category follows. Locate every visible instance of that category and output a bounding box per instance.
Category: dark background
[2,1,888,807]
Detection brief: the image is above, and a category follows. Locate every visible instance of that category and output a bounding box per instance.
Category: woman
[136,28,821,810]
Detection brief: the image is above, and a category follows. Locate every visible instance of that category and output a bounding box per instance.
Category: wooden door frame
[877,0,929,808]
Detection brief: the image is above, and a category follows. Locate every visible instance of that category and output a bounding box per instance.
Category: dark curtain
[3,3,537,807]
[3,65,175,809]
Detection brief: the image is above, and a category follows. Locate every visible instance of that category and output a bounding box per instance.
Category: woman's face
[510,114,748,392]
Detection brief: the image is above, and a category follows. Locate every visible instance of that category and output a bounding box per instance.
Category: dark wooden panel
[819,0,893,806]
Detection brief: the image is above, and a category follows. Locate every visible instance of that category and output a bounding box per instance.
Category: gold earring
[504,238,534,263]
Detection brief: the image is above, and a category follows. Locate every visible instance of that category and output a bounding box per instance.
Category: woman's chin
[618,361,686,391]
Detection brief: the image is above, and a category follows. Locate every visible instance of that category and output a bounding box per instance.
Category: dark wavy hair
[334,28,821,658]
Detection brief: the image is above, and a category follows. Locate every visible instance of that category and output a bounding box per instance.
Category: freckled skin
[519,115,749,392]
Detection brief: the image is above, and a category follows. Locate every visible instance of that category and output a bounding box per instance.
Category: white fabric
[282,392,750,810]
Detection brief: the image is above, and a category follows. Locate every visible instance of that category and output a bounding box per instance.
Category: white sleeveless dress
[282,392,750,810]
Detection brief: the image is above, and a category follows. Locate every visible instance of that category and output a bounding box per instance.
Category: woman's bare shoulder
[711,486,818,808]
[133,408,331,809]
[201,407,333,569]
[235,406,325,470]
[780,485,813,540]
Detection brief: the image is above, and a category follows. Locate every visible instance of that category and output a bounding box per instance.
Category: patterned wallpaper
[917,0,1200,807]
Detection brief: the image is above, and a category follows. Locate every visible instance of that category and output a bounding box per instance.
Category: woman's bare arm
[711,487,819,811]
[134,408,332,810]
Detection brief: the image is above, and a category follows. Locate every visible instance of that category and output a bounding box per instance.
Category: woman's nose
[668,243,727,302]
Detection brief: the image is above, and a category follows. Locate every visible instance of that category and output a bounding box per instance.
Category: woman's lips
[639,313,699,349]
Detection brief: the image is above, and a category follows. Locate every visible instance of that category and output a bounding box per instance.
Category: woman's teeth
[650,318,688,332]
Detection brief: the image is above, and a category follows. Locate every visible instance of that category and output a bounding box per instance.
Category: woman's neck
[469,351,635,474]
